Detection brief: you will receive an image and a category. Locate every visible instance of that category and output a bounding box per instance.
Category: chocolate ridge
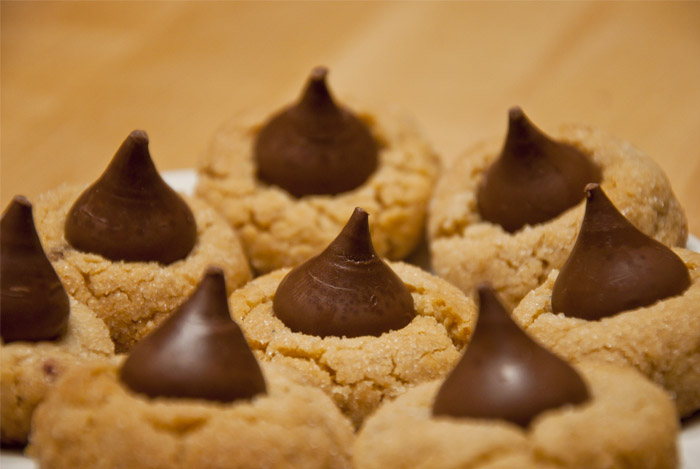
[254,66,378,197]
[1,196,70,342]
[273,207,415,338]
[551,183,691,320]
[65,130,197,264]
[120,266,266,402]
[432,284,589,427]
[477,107,601,232]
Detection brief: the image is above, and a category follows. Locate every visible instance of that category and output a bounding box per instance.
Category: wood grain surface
[2,1,699,235]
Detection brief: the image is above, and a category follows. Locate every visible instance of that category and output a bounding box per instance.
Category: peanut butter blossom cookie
[34,130,251,352]
[1,197,113,446]
[513,184,700,417]
[354,286,679,469]
[28,267,354,469]
[428,107,687,307]
[229,208,477,427]
[197,66,440,274]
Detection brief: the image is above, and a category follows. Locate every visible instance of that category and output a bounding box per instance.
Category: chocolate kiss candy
[254,66,378,197]
[273,207,415,338]
[65,130,197,264]
[477,107,601,232]
[432,284,589,427]
[120,266,266,402]
[551,183,691,320]
[1,196,69,342]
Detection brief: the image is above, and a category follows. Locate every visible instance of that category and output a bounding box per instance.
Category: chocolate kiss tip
[344,207,370,234]
[348,207,369,227]
[128,129,149,144]
[272,207,414,338]
[331,207,375,262]
[11,195,31,209]
[310,66,328,81]
[506,106,529,135]
[584,182,600,195]
[352,206,368,217]
[508,106,524,120]
[301,66,335,107]
[120,267,266,403]
[204,265,225,277]
[432,284,589,427]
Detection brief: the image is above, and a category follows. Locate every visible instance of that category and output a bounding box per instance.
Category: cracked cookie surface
[1,298,114,445]
[33,185,252,352]
[27,359,354,469]
[512,248,700,417]
[428,125,688,308]
[228,262,477,428]
[196,105,441,274]
[354,362,678,469]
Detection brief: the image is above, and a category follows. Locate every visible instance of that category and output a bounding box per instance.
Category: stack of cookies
[2,68,697,469]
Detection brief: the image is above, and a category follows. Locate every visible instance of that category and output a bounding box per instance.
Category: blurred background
[2,1,699,234]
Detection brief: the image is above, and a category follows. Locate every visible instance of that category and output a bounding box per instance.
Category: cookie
[428,120,687,308]
[27,359,354,469]
[354,362,678,469]
[229,260,476,428]
[1,195,114,446]
[196,68,440,274]
[1,298,114,446]
[27,267,354,469]
[34,184,251,352]
[512,247,700,417]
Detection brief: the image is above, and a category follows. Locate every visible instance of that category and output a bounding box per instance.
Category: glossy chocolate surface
[1,196,69,342]
[65,130,197,264]
[477,107,601,232]
[273,207,415,338]
[552,183,691,320]
[254,67,378,197]
[120,266,266,402]
[432,284,589,427]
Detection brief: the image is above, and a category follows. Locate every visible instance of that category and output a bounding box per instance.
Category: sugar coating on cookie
[33,185,252,352]
[196,104,441,274]
[28,360,354,469]
[1,298,114,445]
[428,125,688,308]
[229,262,477,428]
[512,248,700,417]
[354,362,678,469]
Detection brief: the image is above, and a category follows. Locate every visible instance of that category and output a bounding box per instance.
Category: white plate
[3,169,699,468]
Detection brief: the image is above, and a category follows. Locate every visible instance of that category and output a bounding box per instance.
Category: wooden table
[3,1,699,235]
